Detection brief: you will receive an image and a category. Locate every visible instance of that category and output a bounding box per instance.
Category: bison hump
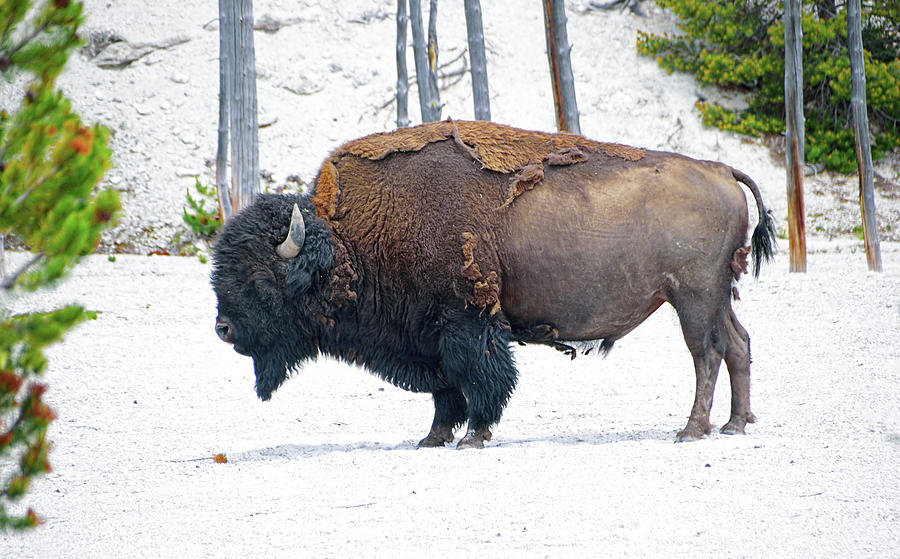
[312,120,647,219]
[333,119,643,174]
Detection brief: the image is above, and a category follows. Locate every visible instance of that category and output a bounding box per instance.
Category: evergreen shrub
[1,0,119,530]
[637,1,900,173]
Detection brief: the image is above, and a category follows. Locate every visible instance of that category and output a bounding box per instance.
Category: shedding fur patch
[546,146,588,166]
[730,246,751,301]
[460,232,482,281]
[459,232,500,315]
[329,237,358,305]
[731,246,751,280]
[600,143,645,161]
[499,163,544,209]
[473,271,501,316]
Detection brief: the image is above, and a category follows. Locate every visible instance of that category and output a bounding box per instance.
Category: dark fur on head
[211,194,334,400]
[210,191,514,418]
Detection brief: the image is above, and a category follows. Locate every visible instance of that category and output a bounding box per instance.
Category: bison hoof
[418,434,452,448]
[719,421,746,435]
[720,412,756,435]
[457,427,492,450]
[675,423,710,442]
[418,425,455,448]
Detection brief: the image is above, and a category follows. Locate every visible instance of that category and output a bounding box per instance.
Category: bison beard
[210,120,775,449]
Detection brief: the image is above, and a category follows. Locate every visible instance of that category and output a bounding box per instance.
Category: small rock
[280,74,324,96]
[258,114,278,128]
[171,73,189,84]
[95,42,152,69]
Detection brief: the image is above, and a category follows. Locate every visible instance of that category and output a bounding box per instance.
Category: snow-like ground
[2,248,898,556]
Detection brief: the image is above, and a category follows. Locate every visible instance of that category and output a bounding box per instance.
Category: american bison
[211,120,775,448]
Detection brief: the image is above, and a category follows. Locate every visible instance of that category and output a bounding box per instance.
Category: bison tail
[732,168,776,278]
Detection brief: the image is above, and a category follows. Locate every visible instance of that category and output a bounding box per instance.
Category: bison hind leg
[670,290,729,442]
[418,387,468,447]
[719,306,757,435]
[437,309,518,449]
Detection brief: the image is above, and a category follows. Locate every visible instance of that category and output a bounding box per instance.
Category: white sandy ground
[2,0,900,556]
[0,246,898,557]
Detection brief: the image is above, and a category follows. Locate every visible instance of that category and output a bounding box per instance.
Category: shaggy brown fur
[311,119,645,221]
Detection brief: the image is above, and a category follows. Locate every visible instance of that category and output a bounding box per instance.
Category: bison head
[210,194,335,400]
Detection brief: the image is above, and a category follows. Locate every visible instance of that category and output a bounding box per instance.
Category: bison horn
[276,203,305,259]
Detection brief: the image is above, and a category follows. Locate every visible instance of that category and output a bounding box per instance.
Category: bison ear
[285,219,334,297]
[252,268,283,307]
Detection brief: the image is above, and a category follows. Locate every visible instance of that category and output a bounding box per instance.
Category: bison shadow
[227,428,677,462]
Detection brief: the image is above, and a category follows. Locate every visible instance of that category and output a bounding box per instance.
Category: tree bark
[0,234,5,281]
[847,0,883,272]
[784,0,806,272]
[217,0,259,220]
[408,0,440,122]
[216,0,234,221]
[427,0,441,120]
[542,0,580,134]
[396,0,410,128]
[464,0,490,120]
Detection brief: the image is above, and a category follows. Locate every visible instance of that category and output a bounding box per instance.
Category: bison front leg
[438,312,518,449]
[418,387,467,447]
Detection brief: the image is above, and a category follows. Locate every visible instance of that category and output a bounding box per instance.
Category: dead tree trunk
[0,235,5,281]
[216,0,234,221]
[408,0,441,122]
[217,0,260,221]
[427,1,441,119]
[784,0,806,272]
[464,0,490,120]
[542,0,580,134]
[396,0,410,128]
[847,0,882,272]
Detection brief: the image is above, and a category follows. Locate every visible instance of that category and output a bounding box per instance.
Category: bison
[211,120,775,449]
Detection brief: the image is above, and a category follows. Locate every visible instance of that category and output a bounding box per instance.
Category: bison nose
[215,318,234,343]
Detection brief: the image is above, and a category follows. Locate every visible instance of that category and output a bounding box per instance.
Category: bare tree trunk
[847,0,883,272]
[396,0,410,128]
[217,0,259,220]
[464,0,490,120]
[784,0,806,273]
[216,0,234,221]
[542,0,580,134]
[427,0,441,120]
[408,0,441,122]
[0,234,5,281]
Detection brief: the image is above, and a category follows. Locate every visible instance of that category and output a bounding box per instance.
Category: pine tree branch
[1,251,42,289]
[1,18,52,64]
